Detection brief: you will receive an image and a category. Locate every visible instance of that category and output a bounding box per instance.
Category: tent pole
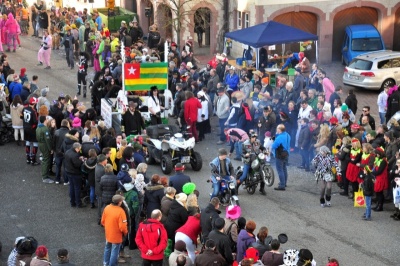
[223,37,227,54]
[316,41,319,64]
[256,48,259,69]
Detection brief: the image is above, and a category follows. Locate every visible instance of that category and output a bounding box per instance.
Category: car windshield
[351,38,383,51]
[348,59,373,70]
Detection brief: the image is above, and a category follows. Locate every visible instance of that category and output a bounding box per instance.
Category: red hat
[244,247,259,262]
[329,117,338,124]
[174,163,185,171]
[20,67,27,76]
[375,147,385,156]
[36,245,48,258]
[29,97,38,105]
[351,123,360,129]
[351,138,359,143]
[171,42,177,47]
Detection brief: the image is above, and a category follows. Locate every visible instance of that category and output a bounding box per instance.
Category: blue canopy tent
[225,21,319,69]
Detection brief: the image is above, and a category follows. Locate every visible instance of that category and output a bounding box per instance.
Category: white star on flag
[128,66,136,75]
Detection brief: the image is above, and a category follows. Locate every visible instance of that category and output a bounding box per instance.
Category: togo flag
[124,62,168,91]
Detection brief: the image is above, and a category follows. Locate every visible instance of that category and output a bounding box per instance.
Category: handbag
[393,185,400,205]
[354,188,366,208]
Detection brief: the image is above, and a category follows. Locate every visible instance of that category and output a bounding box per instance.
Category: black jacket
[99,173,118,204]
[362,173,375,196]
[164,200,189,239]
[62,133,79,154]
[298,125,311,149]
[168,172,191,194]
[144,184,165,218]
[64,148,83,175]
[359,113,375,130]
[83,157,97,186]
[345,94,358,115]
[200,203,220,241]
[54,127,69,157]
[208,230,234,265]
[122,110,145,135]
[81,142,98,158]
[194,248,226,266]
[336,144,351,172]
[95,164,106,197]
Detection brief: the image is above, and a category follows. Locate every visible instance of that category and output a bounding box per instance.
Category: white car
[343,50,400,90]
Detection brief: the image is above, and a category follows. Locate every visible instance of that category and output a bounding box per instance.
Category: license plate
[181,156,190,163]
[349,74,359,80]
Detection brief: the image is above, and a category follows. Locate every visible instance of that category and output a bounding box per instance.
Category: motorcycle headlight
[251,159,259,169]
[258,153,265,160]
[229,182,235,189]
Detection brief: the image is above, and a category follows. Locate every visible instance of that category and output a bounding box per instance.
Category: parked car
[343,50,400,90]
[341,24,385,66]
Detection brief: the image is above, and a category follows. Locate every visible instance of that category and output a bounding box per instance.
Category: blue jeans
[210,92,215,110]
[68,173,82,206]
[365,195,372,219]
[103,242,121,266]
[55,156,64,182]
[218,118,228,141]
[300,148,309,169]
[239,163,250,183]
[90,186,95,204]
[234,141,243,159]
[276,158,288,188]
[379,112,386,125]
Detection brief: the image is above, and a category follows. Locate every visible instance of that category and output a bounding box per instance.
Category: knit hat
[41,87,49,97]
[265,131,271,137]
[174,240,186,252]
[20,67,26,77]
[36,245,48,258]
[244,247,260,262]
[72,117,81,128]
[341,104,348,112]
[368,130,376,138]
[29,97,38,105]
[375,147,385,156]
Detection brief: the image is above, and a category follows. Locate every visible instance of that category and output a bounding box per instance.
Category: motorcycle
[144,124,202,174]
[208,169,240,206]
[235,151,275,195]
[1,114,14,143]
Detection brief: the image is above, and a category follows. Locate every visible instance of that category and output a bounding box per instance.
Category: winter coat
[298,124,311,149]
[176,215,201,244]
[194,249,226,266]
[101,204,128,243]
[135,218,168,261]
[200,203,220,241]
[64,148,83,175]
[208,230,234,265]
[165,200,189,239]
[95,164,106,197]
[81,141,98,158]
[61,133,79,153]
[83,157,97,186]
[144,184,165,218]
[54,127,69,157]
[5,13,18,33]
[38,11,49,29]
[236,230,256,262]
[168,172,191,194]
[345,94,358,115]
[160,195,174,223]
[184,97,201,124]
[9,81,22,100]
[116,170,132,190]
[362,173,375,197]
[100,173,118,204]
[10,103,23,127]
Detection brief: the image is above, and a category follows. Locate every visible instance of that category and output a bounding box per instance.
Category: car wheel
[145,147,156,165]
[161,154,173,174]
[190,151,202,171]
[381,79,395,90]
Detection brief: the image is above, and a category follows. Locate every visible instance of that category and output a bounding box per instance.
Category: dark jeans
[276,158,288,188]
[65,47,74,67]
[218,117,228,141]
[142,259,163,266]
[55,156,64,182]
[299,148,310,169]
[68,173,82,206]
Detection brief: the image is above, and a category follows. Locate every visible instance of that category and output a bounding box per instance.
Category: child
[361,165,374,221]
[263,131,273,163]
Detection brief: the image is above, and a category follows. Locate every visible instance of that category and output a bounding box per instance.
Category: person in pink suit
[92,38,101,72]
[5,13,18,52]
[37,30,52,69]
[0,14,8,47]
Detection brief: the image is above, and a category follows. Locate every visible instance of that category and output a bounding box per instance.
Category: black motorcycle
[208,169,240,206]
[235,152,275,195]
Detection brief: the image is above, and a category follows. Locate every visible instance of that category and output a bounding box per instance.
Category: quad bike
[1,114,14,143]
[143,124,202,174]
[235,151,275,195]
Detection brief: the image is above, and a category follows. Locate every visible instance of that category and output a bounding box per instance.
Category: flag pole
[121,41,125,92]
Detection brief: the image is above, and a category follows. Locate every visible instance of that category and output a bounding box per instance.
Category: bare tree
[157,0,223,48]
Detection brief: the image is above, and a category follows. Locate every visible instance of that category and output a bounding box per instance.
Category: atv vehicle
[143,124,202,174]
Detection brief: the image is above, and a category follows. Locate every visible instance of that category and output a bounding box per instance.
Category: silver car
[343,50,400,90]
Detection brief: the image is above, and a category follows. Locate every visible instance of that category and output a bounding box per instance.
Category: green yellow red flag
[124,62,168,91]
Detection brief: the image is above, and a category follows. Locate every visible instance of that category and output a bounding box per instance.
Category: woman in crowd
[144,174,165,218]
[136,162,149,183]
[10,94,24,146]
[175,211,201,263]
[345,138,362,199]
[372,147,388,212]
[237,220,257,262]
[83,149,98,208]
[161,187,176,223]
[196,90,208,141]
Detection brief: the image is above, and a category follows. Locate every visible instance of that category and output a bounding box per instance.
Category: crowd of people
[2,1,400,266]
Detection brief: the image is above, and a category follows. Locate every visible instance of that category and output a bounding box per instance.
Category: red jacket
[184,97,201,124]
[135,218,168,261]
[176,215,201,243]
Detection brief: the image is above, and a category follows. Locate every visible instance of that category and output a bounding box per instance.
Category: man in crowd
[272,124,291,191]
[64,142,85,207]
[168,163,191,194]
[208,218,234,265]
[36,116,54,183]
[53,119,70,184]
[121,101,145,137]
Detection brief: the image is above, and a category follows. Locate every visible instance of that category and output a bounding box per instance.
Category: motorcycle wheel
[145,147,156,165]
[221,194,230,206]
[0,132,8,144]
[161,154,173,174]
[229,196,240,207]
[246,184,256,195]
[190,151,202,171]
[262,164,275,187]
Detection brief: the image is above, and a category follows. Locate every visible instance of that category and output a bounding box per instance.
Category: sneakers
[43,178,55,184]
[31,161,40,166]
[321,203,325,207]
[55,181,60,184]
[44,66,51,69]
[326,201,331,207]
[37,62,43,66]
[83,93,86,98]
[216,141,224,145]
[362,217,371,221]
[63,182,69,185]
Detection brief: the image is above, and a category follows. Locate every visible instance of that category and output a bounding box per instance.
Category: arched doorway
[157,4,173,40]
[332,7,378,61]
[140,0,154,36]
[274,12,318,62]
[194,8,211,49]
[393,7,400,51]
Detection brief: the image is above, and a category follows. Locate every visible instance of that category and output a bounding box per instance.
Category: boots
[325,195,331,207]
[390,209,400,219]
[26,155,31,164]
[91,203,96,209]
[83,85,87,98]
[77,85,81,96]
[373,204,383,212]
[320,198,326,207]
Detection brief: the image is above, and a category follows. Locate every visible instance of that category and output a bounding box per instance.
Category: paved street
[0,36,398,266]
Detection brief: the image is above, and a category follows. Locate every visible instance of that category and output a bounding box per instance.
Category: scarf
[242,103,251,121]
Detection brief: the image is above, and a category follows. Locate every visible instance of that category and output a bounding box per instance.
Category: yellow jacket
[111,38,119,53]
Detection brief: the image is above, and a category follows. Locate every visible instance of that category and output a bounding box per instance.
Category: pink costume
[323,77,335,102]
[92,42,100,72]
[4,13,18,51]
[38,34,52,67]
